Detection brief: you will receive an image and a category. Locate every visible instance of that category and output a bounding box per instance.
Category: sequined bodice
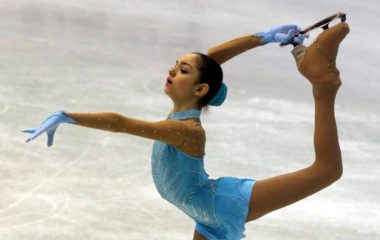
[151,109,219,226]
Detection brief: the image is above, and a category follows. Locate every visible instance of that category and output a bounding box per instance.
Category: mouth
[166,77,173,84]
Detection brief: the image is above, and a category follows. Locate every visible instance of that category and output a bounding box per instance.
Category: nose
[168,67,175,77]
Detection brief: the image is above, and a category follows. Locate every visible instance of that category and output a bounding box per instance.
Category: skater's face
[164,53,209,105]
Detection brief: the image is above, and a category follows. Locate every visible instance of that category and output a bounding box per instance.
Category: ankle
[312,80,341,100]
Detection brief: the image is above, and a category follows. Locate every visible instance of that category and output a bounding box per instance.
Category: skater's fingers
[47,128,57,147]
[287,28,297,37]
[278,24,299,32]
[25,127,46,142]
[294,36,303,44]
[297,33,310,39]
[22,128,37,133]
[257,24,302,44]
[294,33,310,44]
[277,28,297,42]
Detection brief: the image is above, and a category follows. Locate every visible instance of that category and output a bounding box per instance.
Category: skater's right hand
[22,111,76,147]
[256,24,308,44]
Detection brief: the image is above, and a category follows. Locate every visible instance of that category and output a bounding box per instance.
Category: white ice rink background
[0,0,379,239]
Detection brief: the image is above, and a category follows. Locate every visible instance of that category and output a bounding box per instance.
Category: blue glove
[22,111,76,147]
[256,24,309,44]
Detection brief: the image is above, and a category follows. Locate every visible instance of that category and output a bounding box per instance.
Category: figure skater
[23,20,349,239]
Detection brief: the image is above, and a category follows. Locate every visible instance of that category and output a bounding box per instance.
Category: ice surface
[0,0,379,239]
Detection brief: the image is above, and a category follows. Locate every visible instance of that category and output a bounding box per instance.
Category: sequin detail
[151,109,219,226]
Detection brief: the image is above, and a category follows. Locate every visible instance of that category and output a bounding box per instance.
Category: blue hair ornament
[208,82,227,106]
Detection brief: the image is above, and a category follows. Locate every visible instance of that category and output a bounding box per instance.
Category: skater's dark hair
[192,52,223,112]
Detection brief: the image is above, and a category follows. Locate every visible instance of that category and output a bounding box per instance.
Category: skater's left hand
[256,24,309,44]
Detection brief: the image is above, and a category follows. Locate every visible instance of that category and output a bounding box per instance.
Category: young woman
[23,21,349,239]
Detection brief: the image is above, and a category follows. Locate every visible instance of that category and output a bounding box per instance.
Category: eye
[173,61,189,74]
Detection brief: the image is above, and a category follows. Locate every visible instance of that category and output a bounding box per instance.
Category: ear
[194,83,209,98]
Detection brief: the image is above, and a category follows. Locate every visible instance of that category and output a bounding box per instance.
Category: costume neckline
[168,108,201,120]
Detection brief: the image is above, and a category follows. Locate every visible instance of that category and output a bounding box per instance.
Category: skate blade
[280,12,347,48]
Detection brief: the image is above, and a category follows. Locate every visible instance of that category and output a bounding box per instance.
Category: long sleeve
[67,112,191,147]
[207,34,265,65]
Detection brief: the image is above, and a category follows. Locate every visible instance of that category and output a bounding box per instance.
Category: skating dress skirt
[151,109,256,239]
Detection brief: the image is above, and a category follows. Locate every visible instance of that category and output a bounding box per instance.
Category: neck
[171,102,201,114]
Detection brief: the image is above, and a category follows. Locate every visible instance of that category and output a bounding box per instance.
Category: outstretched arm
[23,111,193,147]
[67,112,191,147]
[207,34,265,65]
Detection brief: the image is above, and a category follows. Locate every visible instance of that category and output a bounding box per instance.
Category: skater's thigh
[246,164,332,222]
[193,230,207,240]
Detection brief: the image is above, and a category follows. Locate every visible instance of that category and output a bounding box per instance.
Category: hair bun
[208,82,227,106]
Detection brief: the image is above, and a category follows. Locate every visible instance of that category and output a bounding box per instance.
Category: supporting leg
[193,230,208,240]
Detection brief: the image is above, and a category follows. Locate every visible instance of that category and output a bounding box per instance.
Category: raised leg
[245,22,349,222]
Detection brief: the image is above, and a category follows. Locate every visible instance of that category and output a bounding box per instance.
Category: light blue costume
[151,109,255,239]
